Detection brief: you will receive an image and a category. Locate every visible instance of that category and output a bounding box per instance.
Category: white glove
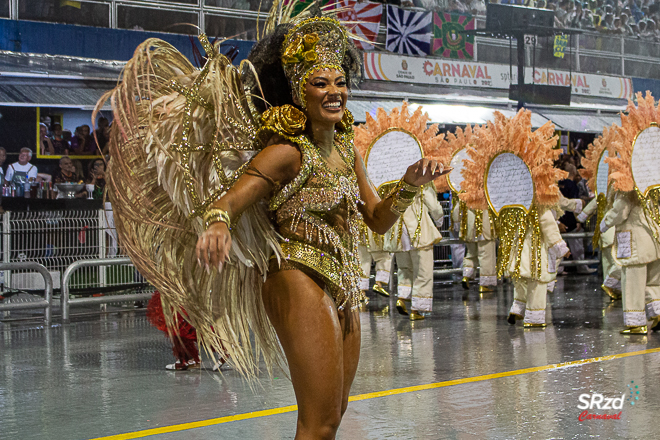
[600,219,610,233]
[574,199,583,215]
[549,241,570,259]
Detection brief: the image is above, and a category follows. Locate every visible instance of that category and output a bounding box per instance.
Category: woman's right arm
[196,141,301,271]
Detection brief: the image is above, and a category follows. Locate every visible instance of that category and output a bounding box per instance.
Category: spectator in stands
[0,147,6,184]
[645,18,659,39]
[94,117,109,152]
[638,18,647,35]
[53,156,86,198]
[448,0,470,13]
[5,148,37,185]
[86,158,106,200]
[70,125,98,155]
[40,122,55,156]
[628,0,644,21]
[50,123,70,155]
[52,156,82,184]
[602,11,615,29]
[613,16,623,33]
[620,12,636,34]
[468,0,487,14]
[555,0,570,24]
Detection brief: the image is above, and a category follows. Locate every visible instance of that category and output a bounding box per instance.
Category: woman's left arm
[354,146,444,234]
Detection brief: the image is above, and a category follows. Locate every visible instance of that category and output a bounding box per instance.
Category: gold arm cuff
[203,208,231,231]
[387,179,419,216]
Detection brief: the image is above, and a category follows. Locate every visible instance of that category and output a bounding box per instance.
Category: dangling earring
[337,109,354,133]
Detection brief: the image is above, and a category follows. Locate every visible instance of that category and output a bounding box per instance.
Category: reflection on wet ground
[1,274,659,439]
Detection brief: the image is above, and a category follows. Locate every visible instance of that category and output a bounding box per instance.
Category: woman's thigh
[337,306,361,414]
[262,270,345,424]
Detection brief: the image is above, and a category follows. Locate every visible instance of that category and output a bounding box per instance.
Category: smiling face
[18,150,30,165]
[302,68,348,128]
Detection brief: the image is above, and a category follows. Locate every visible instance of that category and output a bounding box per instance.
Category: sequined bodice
[268,131,364,308]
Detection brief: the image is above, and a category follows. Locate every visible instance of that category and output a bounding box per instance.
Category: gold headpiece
[281,17,348,108]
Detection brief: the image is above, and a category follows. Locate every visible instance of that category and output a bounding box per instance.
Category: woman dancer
[102,8,445,439]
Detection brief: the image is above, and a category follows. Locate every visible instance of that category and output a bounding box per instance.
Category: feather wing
[97,38,285,379]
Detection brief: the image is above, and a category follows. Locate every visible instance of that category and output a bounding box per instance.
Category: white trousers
[462,240,497,286]
[395,248,434,312]
[621,261,660,327]
[358,245,392,290]
[510,278,548,325]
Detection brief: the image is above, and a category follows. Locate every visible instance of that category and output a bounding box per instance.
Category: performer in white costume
[357,240,392,297]
[354,103,451,320]
[440,126,498,293]
[390,183,445,319]
[546,194,584,293]
[600,92,660,334]
[577,126,621,299]
[460,110,569,328]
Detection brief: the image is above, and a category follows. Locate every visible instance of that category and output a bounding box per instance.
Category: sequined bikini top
[268,130,364,309]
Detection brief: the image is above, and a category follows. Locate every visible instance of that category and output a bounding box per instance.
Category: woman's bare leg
[263,269,352,440]
[337,307,361,416]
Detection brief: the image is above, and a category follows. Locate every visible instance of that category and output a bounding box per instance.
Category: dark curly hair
[246,21,362,114]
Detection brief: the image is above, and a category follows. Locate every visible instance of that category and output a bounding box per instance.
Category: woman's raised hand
[196,222,232,274]
[403,158,450,187]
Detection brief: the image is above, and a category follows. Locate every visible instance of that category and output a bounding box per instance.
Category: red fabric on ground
[146,291,200,363]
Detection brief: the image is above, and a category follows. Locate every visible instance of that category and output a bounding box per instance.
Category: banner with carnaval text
[432,12,475,60]
[363,51,633,100]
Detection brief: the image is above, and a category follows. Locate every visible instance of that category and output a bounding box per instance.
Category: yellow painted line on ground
[90,347,660,440]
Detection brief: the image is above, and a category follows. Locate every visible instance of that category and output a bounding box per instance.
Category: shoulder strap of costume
[268,134,315,211]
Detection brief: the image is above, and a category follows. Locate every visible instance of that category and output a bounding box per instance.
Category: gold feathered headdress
[281,17,348,108]
[460,109,565,211]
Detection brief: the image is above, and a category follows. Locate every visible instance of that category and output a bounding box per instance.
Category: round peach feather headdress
[459,109,566,211]
[434,124,478,193]
[607,91,660,193]
[581,124,618,193]
[354,102,452,191]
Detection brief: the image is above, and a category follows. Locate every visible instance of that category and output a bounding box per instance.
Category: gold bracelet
[203,208,231,231]
[387,179,419,216]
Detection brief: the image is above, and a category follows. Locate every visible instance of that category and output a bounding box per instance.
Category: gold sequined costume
[96,3,370,378]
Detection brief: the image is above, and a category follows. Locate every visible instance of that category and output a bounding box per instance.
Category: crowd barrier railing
[0,262,53,325]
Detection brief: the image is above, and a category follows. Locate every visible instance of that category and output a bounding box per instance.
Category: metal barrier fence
[61,258,153,323]
[0,262,53,325]
[0,205,154,323]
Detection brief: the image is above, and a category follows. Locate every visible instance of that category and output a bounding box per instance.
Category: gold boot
[620,326,648,335]
[396,299,409,316]
[601,284,621,300]
[523,322,547,328]
[373,284,390,298]
[479,285,495,293]
[409,310,425,321]
[461,277,470,290]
